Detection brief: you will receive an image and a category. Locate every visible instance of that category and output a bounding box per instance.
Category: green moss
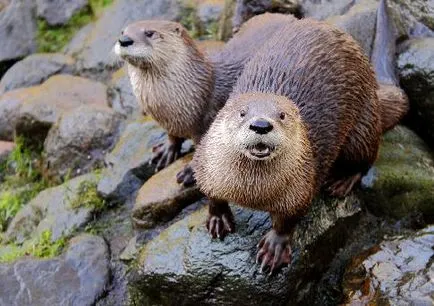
[0,137,50,232]
[69,180,105,212]
[37,0,113,53]
[0,230,66,263]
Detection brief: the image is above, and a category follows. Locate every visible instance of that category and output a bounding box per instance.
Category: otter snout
[249,119,273,134]
[119,35,134,47]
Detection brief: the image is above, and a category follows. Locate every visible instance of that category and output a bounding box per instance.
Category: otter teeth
[249,143,273,158]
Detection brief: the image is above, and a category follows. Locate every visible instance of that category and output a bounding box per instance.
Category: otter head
[220,92,303,161]
[114,20,190,69]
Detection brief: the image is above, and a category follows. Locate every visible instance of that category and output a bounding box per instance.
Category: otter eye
[240,110,246,118]
[144,30,156,38]
[280,112,286,120]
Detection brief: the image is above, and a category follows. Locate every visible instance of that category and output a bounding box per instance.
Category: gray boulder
[0,234,110,306]
[36,0,88,26]
[129,196,361,305]
[109,67,141,117]
[5,173,101,244]
[67,0,180,72]
[389,0,434,38]
[299,0,354,20]
[13,75,109,146]
[43,105,123,181]
[0,0,37,67]
[343,225,434,305]
[0,53,75,95]
[328,0,377,56]
[398,38,434,144]
[97,119,166,202]
[0,88,27,141]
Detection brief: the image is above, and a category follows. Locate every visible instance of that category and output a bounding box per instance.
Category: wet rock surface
[398,38,434,145]
[132,154,202,229]
[361,126,434,218]
[129,195,362,305]
[342,225,434,305]
[13,75,109,146]
[299,0,353,20]
[68,0,180,71]
[0,234,110,306]
[36,0,88,26]
[97,119,165,202]
[0,0,37,67]
[5,173,100,244]
[0,53,75,95]
[43,104,123,181]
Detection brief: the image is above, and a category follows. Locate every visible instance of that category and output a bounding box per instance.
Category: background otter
[115,14,297,186]
[193,0,409,273]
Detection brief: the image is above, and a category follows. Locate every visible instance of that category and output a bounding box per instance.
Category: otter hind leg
[327,113,381,197]
[206,199,235,240]
[151,135,185,171]
[256,214,297,275]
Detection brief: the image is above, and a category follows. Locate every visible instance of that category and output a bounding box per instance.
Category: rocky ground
[0,0,433,305]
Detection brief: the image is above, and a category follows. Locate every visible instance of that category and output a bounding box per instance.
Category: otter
[193,0,408,273]
[114,14,298,186]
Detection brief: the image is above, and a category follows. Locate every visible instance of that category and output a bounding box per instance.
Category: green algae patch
[37,0,113,53]
[362,126,434,218]
[0,230,67,263]
[69,179,105,212]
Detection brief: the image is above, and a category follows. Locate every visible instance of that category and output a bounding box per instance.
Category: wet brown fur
[194,4,408,225]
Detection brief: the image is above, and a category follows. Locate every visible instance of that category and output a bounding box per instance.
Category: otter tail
[372,0,409,133]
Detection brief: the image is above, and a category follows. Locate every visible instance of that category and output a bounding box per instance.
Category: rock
[132,154,202,229]
[0,140,14,160]
[232,0,300,31]
[5,173,101,244]
[36,0,88,26]
[217,0,236,41]
[197,0,224,27]
[327,0,377,56]
[0,0,37,70]
[361,126,434,218]
[299,0,354,20]
[109,67,140,117]
[43,105,123,181]
[97,119,166,203]
[342,225,434,305]
[389,0,434,38]
[0,234,110,306]
[129,195,362,305]
[0,88,30,141]
[398,38,434,144]
[196,39,225,54]
[0,53,75,95]
[67,0,180,72]
[13,75,109,146]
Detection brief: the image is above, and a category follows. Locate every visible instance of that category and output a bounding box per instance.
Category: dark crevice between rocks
[0,58,21,78]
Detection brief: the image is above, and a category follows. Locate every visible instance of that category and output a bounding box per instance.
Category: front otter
[194,0,408,273]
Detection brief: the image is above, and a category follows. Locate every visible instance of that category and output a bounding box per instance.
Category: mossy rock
[361,126,434,218]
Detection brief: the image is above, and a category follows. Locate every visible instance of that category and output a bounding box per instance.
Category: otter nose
[119,35,134,47]
[249,119,273,134]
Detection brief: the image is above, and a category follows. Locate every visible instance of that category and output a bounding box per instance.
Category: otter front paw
[206,210,235,240]
[256,230,291,275]
[176,164,196,187]
[151,137,183,171]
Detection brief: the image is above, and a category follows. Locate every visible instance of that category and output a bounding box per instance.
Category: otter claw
[176,165,196,187]
[256,230,291,275]
[151,137,183,172]
[206,211,235,240]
